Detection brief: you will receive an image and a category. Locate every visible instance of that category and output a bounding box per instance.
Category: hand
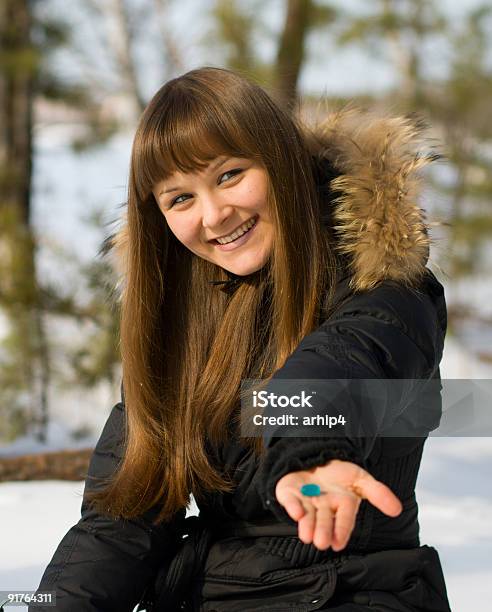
[275,459,402,551]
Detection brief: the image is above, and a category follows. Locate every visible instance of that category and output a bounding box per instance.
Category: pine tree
[0,0,56,441]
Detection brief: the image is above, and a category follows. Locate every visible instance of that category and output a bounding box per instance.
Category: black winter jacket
[30,109,452,612]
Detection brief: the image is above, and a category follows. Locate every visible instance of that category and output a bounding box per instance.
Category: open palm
[275,459,402,552]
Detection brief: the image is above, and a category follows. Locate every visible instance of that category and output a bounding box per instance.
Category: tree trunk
[0,448,93,482]
[0,0,33,221]
[274,0,313,112]
[0,0,50,442]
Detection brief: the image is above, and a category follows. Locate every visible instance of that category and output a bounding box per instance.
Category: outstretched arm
[258,272,446,543]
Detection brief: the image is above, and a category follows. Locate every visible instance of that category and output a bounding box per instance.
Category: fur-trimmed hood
[110,106,441,294]
[306,106,441,292]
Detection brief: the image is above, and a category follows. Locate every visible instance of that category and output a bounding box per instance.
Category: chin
[212,247,270,277]
[226,261,266,277]
[223,267,252,277]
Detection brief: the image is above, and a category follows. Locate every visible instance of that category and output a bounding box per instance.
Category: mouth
[208,215,259,245]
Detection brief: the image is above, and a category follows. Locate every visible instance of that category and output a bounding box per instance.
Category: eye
[170,193,192,207]
[167,168,243,208]
[218,168,243,184]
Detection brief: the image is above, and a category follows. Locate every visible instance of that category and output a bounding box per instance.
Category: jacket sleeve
[258,273,446,523]
[29,400,186,612]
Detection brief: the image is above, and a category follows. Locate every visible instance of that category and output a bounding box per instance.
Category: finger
[297,501,317,544]
[311,503,335,550]
[331,499,358,551]
[275,482,308,522]
[282,494,307,522]
[351,475,402,517]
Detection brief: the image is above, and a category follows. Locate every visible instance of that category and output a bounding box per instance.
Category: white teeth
[217,217,256,244]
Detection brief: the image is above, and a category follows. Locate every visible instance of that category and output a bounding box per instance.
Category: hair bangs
[133,83,262,201]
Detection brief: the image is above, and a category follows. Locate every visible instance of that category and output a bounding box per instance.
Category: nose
[200,192,234,231]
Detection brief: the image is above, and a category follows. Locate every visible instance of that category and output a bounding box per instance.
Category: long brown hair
[85,67,340,525]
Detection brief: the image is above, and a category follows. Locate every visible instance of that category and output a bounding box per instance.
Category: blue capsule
[300,483,322,497]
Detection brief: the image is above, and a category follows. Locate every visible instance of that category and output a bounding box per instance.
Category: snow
[0,421,97,459]
[416,441,492,610]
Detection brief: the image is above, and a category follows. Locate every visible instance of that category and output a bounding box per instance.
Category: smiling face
[152,156,274,277]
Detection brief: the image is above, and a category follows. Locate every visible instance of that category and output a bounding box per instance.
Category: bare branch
[153,0,186,76]
[104,0,146,115]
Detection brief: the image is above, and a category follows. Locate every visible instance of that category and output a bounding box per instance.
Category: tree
[274,0,336,110]
[337,0,492,358]
[0,0,117,442]
[67,0,186,131]
[424,6,492,340]
[208,0,336,110]
[0,0,60,441]
[337,0,446,108]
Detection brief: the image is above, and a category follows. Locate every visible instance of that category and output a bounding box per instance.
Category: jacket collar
[305,106,440,293]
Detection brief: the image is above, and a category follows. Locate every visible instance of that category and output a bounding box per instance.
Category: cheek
[253,175,270,212]
[242,178,269,211]
[163,216,198,247]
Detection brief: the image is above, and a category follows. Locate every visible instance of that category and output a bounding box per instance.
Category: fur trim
[307,106,441,292]
[109,106,442,294]
[102,214,129,296]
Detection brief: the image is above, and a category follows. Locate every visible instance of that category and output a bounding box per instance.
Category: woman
[30,67,451,611]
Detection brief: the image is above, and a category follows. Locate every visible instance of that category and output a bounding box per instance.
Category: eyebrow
[159,156,230,196]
